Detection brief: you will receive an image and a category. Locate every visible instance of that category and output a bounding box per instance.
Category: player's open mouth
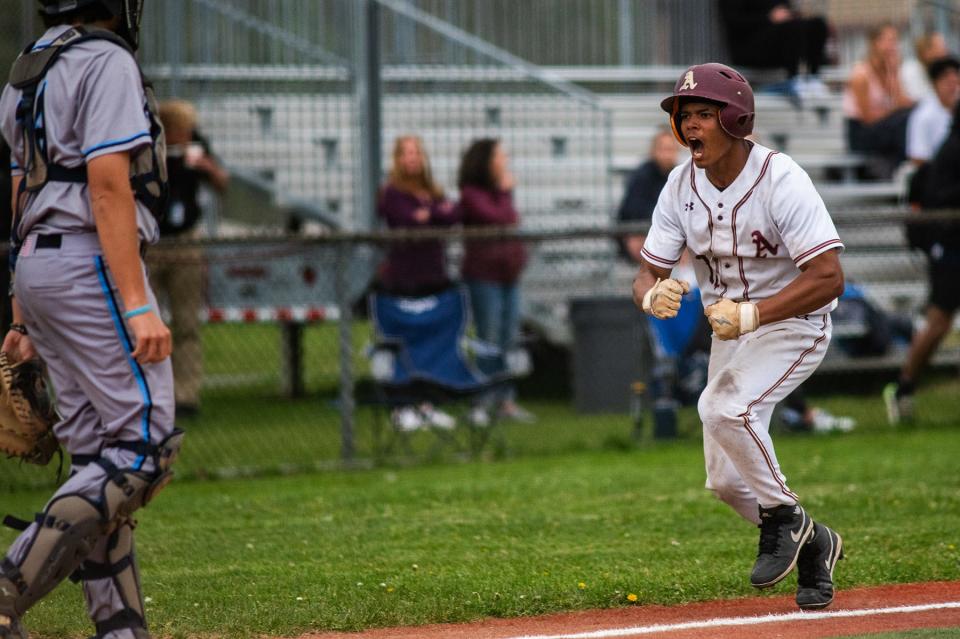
[689,137,705,160]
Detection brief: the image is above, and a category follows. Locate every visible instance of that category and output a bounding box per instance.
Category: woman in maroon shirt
[378,136,460,431]
[378,136,460,297]
[458,139,534,424]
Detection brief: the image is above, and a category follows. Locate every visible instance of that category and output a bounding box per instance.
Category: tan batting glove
[705,299,759,340]
[641,278,691,320]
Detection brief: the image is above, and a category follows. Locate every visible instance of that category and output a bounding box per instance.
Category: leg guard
[0,494,103,616]
[99,428,185,522]
[143,429,184,508]
[76,521,149,639]
[0,431,182,625]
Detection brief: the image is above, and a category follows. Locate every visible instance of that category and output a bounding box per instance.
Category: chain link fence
[1,1,959,491]
[3,208,958,491]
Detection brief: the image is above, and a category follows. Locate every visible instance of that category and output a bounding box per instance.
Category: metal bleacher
[195,87,922,322]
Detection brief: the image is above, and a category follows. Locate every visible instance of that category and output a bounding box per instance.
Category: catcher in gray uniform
[0,2,183,638]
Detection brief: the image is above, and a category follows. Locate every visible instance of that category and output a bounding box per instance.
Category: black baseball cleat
[796,522,844,610]
[750,503,814,588]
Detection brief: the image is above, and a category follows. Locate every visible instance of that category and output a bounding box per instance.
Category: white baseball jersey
[641,142,844,314]
[906,94,952,162]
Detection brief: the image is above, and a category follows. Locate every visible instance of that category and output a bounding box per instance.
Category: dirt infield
[306,581,960,639]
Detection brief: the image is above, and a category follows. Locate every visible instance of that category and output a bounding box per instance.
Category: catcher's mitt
[0,352,59,465]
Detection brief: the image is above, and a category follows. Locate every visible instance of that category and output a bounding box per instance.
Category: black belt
[34,233,146,257]
[36,234,62,249]
[70,453,100,467]
[46,163,87,183]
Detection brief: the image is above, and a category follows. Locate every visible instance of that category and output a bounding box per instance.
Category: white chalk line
[500,600,960,639]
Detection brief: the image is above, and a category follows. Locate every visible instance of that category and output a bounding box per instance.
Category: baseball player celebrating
[633,63,845,609]
[0,2,182,638]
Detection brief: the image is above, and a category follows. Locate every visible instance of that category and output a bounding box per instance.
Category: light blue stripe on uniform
[34,80,47,131]
[94,256,152,470]
[82,130,150,157]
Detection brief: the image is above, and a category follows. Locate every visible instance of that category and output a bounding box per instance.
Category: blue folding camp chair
[367,285,512,457]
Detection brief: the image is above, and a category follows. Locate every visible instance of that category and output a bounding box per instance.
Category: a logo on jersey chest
[751,230,780,258]
[684,201,695,212]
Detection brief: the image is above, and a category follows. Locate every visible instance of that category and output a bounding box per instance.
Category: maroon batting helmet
[659,63,755,147]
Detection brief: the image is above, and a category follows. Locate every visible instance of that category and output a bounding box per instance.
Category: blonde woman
[843,23,915,165]
[377,136,460,431]
[377,135,459,297]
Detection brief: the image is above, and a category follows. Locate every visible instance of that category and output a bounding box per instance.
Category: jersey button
[717,215,724,221]
[724,263,731,268]
[717,203,724,208]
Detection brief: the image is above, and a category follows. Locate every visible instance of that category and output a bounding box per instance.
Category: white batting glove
[641,278,691,320]
[705,299,759,340]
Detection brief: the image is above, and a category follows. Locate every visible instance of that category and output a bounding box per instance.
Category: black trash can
[569,297,650,413]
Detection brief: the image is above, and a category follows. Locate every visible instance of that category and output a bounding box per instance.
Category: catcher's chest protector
[7,26,168,217]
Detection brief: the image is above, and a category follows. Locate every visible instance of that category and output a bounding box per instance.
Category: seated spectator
[150,99,230,418]
[885,100,960,425]
[718,0,830,99]
[377,135,461,431]
[843,22,915,168]
[907,57,959,165]
[457,138,533,425]
[901,32,949,102]
[617,129,680,263]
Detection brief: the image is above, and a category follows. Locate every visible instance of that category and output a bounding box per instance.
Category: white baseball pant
[698,315,832,525]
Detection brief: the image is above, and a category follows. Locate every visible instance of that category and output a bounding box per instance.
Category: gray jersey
[0,25,159,242]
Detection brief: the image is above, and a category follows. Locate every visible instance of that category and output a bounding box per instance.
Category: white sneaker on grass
[499,400,537,424]
[419,404,456,430]
[468,406,491,428]
[883,383,913,426]
[392,407,425,432]
[809,408,856,433]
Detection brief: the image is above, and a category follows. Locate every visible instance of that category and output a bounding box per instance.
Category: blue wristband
[123,305,153,320]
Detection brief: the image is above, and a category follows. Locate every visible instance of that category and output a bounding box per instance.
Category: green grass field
[2,324,959,637]
[4,322,957,490]
[4,385,959,638]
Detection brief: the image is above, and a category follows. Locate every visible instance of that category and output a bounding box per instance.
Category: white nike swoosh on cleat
[790,512,808,543]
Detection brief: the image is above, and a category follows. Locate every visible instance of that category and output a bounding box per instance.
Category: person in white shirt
[901,32,949,102]
[906,57,960,164]
[634,63,845,611]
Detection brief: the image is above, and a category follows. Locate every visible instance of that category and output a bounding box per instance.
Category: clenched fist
[641,278,691,319]
[705,298,759,340]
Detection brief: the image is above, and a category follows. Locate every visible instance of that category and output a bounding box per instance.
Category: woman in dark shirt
[458,138,534,424]
[377,136,460,431]
[378,136,459,297]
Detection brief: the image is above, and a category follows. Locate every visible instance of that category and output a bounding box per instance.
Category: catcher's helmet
[37,0,145,50]
[659,63,755,147]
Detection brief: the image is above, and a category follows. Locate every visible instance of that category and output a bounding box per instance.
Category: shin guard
[77,521,149,638]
